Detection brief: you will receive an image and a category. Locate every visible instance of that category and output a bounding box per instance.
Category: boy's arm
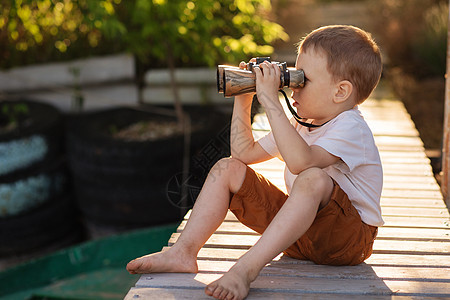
[254,63,339,174]
[230,93,273,165]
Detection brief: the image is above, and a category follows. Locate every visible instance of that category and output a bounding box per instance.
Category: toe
[212,286,224,299]
[225,293,234,300]
[218,288,230,300]
[205,283,217,297]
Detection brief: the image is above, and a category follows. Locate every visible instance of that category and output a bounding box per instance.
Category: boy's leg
[205,167,334,300]
[126,157,247,274]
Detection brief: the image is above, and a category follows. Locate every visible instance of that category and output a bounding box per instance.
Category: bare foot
[205,266,253,300]
[126,247,198,274]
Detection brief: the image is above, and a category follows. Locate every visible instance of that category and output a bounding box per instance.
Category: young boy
[127,25,384,300]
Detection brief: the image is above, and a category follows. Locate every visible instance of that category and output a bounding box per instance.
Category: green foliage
[121,0,288,67]
[0,0,126,69]
[314,0,363,2]
[0,103,30,130]
[412,1,448,76]
[0,0,288,69]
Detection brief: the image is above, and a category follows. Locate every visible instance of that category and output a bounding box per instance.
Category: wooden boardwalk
[125,96,450,299]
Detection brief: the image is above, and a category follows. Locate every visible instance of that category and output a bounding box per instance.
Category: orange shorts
[229,166,378,266]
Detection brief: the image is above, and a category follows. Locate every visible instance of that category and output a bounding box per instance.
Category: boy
[127,25,384,300]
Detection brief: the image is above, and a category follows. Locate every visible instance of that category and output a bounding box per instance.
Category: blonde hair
[298,25,382,104]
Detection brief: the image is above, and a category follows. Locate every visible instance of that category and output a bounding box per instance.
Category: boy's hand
[234,59,257,102]
[253,61,281,108]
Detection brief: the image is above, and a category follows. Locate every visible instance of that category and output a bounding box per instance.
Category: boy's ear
[333,80,353,104]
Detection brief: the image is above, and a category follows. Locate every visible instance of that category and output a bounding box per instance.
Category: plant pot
[0,100,67,217]
[0,158,67,217]
[66,107,185,228]
[0,100,79,256]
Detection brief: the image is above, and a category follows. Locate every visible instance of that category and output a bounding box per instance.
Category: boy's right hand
[234,59,257,101]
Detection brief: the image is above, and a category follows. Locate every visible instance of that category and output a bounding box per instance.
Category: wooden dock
[125,96,450,299]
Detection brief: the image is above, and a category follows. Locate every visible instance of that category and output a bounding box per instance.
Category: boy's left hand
[253,61,281,108]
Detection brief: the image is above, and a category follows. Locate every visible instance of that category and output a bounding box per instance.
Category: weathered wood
[125,287,419,300]
[380,197,448,209]
[189,260,450,282]
[177,220,450,241]
[191,247,450,267]
[381,207,449,218]
[184,210,450,231]
[134,273,450,297]
[168,232,450,255]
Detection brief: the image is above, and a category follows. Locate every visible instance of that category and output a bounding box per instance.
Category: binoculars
[217,57,305,97]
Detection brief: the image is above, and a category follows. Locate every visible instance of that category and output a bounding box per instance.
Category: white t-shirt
[257,107,384,227]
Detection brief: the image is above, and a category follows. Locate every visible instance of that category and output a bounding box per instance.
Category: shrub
[370,0,448,78]
[0,0,126,69]
[0,0,288,69]
[412,1,448,76]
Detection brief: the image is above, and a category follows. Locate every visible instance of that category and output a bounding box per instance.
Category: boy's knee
[211,157,247,193]
[212,157,245,173]
[292,168,333,196]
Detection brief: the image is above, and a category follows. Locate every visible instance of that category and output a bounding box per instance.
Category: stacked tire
[0,100,81,256]
[66,107,186,236]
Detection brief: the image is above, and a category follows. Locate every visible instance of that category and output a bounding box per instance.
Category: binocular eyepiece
[217,57,304,97]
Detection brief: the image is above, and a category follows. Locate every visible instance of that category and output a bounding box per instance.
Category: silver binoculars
[217,57,305,97]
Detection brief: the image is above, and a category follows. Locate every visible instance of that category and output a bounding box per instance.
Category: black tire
[0,156,68,217]
[0,194,81,257]
[73,177,181,226]
[0,100,64,182]
[66,107,185,227]
[0,100,66,219]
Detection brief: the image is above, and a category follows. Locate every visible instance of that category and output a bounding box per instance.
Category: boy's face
[291,48,337,124]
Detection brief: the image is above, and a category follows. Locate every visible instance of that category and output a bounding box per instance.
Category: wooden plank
[134,273,450,297]
[190,247,450,268]
[380,157,432,165]
[125,287,418,300]
[382,216,450,229]
[380,198,448,209]
[382,175,438,185]
[168,233,450,255]
[379,151,428,158]
[184,210,450,229]
[381,189,442,199]
[126,260,450,296]
[381,163,433,171]
[189,260,450,282]
[377,145,426,152]
[374,136,424,147]
[381,207,449,218]
[177,220,450,241]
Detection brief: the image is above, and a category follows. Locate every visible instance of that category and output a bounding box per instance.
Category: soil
[112,120,182,142]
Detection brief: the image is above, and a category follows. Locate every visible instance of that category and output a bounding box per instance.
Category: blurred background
[0,0,448,298]
[1,0,447,146]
